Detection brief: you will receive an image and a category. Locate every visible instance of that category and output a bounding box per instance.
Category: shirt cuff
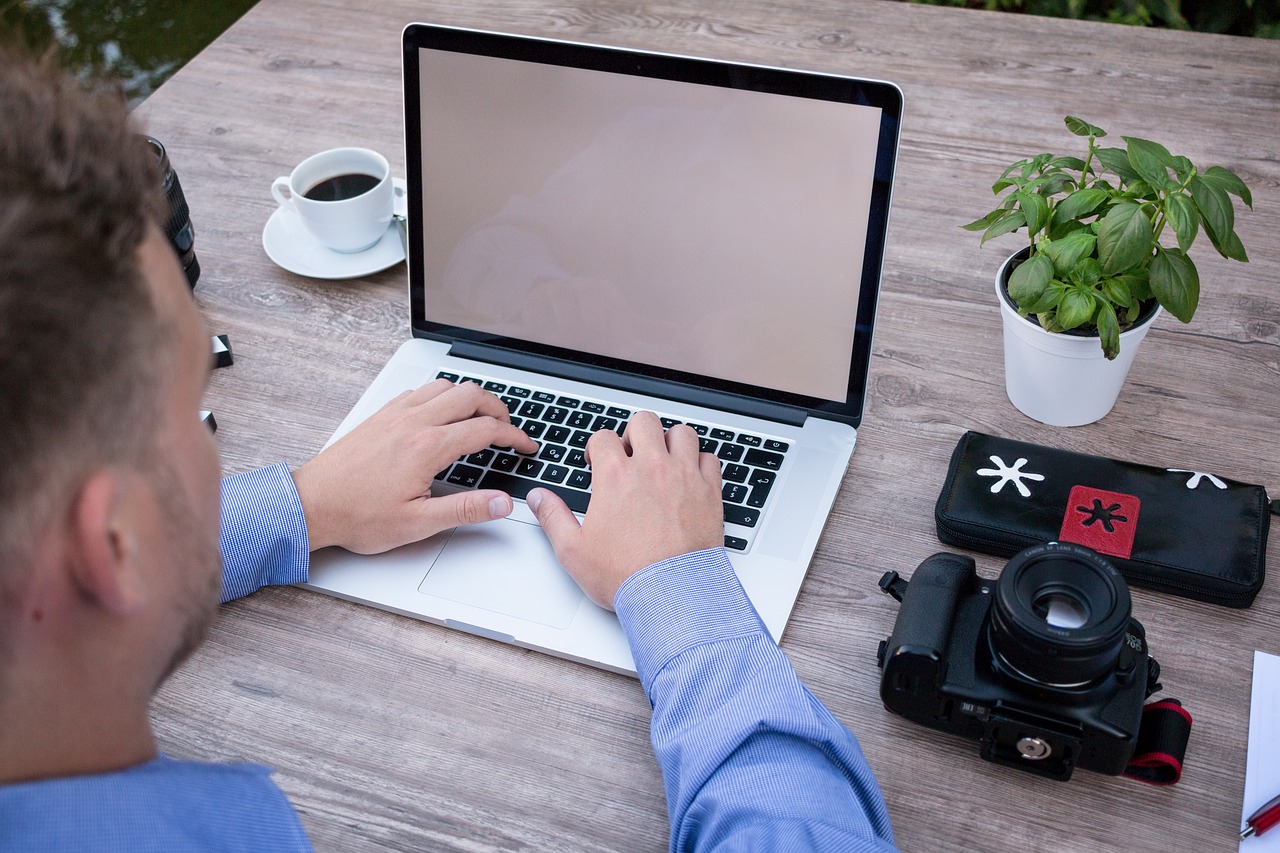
[219,463,311,602]
[614,548,769,697]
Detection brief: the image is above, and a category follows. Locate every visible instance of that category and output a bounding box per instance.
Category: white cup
[271,148,393,253]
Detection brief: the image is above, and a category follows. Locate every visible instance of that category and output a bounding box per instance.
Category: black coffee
[303,172,380,202]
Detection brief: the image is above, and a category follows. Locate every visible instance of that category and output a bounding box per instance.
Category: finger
[622,411,665,455]
[433,417,538,460]
[583,426,625,468]
[420,380,514,425]
[699,449,723,485]
[663,422,700,460]
[526,487,582,559]
[402,377,460,406]
[413,489,516,537]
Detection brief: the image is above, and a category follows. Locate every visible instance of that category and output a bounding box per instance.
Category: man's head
[0,46,223,778]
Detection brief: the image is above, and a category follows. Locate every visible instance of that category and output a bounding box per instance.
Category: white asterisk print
[976,455,1045,498]
[1167,469,1227,490]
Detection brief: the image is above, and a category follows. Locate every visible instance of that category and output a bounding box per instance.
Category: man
[0,48,897,851]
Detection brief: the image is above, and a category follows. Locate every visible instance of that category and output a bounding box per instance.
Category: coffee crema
[303,172,381,202]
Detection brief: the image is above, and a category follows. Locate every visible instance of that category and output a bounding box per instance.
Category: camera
[876,542,1161,781]
[142,135,199,288]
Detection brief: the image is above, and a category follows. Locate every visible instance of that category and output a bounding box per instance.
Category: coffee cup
[271,148,394,253]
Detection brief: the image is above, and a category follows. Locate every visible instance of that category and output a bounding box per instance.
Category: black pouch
[934,431,1274,608]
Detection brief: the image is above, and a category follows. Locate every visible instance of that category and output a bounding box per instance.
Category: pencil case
[934,431,1275,608]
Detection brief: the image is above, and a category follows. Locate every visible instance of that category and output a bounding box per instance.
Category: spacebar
[479,470,592,514]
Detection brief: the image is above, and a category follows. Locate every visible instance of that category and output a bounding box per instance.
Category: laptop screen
[404,25,902,423]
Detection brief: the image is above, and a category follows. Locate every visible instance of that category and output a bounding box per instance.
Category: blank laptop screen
[409,31,898,412]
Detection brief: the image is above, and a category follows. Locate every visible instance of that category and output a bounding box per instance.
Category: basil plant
[963,116,1252,359]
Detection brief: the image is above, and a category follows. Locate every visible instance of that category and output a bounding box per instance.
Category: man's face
[134,227,223,681]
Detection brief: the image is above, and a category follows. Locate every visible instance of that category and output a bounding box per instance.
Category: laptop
[304,23,903,675]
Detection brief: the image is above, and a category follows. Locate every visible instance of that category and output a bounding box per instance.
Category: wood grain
[136,1,1280,850]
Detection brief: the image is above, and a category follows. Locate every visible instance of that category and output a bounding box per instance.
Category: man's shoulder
[0,756,312,852]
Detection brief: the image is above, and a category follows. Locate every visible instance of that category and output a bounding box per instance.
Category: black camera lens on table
[876,542,1165,782]
[142,135,199,288]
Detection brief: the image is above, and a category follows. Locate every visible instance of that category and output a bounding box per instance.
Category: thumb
[417,489,515,536]
[526,488,581,560]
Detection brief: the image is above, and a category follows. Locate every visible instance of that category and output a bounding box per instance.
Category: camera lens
[141,136,199,288]
[988,543,1131,687]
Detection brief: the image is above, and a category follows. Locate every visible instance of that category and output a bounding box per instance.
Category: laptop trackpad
[417,519,584,629]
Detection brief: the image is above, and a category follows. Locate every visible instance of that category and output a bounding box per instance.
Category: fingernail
[525,489,542,513]
[489,495,512,518]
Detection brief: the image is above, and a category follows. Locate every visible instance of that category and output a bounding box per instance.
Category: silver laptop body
[304,23,903,675]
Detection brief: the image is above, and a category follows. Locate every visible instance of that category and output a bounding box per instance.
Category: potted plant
[963,116,1252,426]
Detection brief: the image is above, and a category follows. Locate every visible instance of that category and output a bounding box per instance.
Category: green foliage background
[900,0,1280,37]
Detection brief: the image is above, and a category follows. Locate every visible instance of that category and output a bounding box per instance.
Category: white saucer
[262,178,407,280]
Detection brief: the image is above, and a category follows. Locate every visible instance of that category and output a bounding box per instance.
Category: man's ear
[69,470,147,615]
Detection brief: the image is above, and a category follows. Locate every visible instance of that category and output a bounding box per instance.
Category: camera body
[876,542,1160,781]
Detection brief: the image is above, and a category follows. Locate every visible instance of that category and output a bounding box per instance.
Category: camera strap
[1123,699,1192,785]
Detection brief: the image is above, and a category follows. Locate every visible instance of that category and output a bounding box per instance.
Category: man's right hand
[526,411,724,609]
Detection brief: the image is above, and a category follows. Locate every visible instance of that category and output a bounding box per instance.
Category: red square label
[1058,485,1140,560]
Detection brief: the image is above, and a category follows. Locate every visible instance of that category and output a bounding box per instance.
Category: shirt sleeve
[218,463,311,603]
[614,548,897,853]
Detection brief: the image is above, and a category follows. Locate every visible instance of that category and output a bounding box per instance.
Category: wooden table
[136,1,1280,850]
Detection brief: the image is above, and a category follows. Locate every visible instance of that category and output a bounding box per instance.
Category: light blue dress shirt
[1,463,896,852]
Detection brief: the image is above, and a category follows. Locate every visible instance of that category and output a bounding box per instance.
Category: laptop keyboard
[431,371,790,553]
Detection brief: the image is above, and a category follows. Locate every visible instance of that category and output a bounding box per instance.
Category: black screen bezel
[402,23,902,426]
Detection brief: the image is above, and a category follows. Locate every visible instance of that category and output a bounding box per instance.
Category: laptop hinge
[448,341,807,427]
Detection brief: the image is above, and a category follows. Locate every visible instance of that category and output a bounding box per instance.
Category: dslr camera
[876,542,1161,781]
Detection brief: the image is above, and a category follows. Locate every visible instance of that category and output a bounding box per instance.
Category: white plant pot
[996,251,1162,427]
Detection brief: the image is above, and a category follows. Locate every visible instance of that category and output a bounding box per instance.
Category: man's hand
[291,379,538,553]
[527,411,723,609]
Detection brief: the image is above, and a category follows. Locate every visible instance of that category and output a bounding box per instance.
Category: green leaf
[1190,176,1242,259]
[1015,191,1050,235]
[1096,202,1153,275]
[1064,116,1106,137]
[1119,270,1153,303]
[1057,288,1096,330]
[1097,147,1141,183]
[961,209,1003,232]
[1171,156,1195,182]
[1200,165,1253,208]
[1163,192,1198,252]
[1124,136,1177,189]
[980,210,1027,245]
[1049,188,1109,232]
[1095,301,1120,360]
[1007,252,1054,309]
[1149,246,1200,323]
[1048,155,1087,171]
[1100,277,1135,309]
[1039,231,1098,276]
[1024,280,1065,315]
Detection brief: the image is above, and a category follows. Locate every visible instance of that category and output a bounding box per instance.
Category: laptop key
[541,464,569,484]
[544,406,568,424]
[716,443,744,463]
[606,406,631,419]
[724,535,748,551]
[479,470,590,514]
[545,425,571,444]
[492,452,519,472]
[557,396,581,408]
[533,391,557,403]
[483,381,506,393]
[516,458,544,478]
[685,423,709,436]
[569,430,592,448]
[660,417,680,429]
[507,386,532,398]
[436,371,460,382]
[722,463,749,483]
[737,433,762,447]
[447,464,484,488]
[461,376,484,386]
[710,428,735,441]
[565,449,587,468]
[522,421,546,440]
[699,437,718,454]
[747,480,773,509]
[582,401,605,414]
[722,483,749,503]
[466,448,495,466]
[567,411,593,429]
[538,444,567,464]
[749,469,776,488]
[518,400,545,419]
[744,447,784,470]
[499,396,520,414]
[591,416,618,432]
[764,439,790,453]
[723,503,759,528]
[566,469,592,490]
